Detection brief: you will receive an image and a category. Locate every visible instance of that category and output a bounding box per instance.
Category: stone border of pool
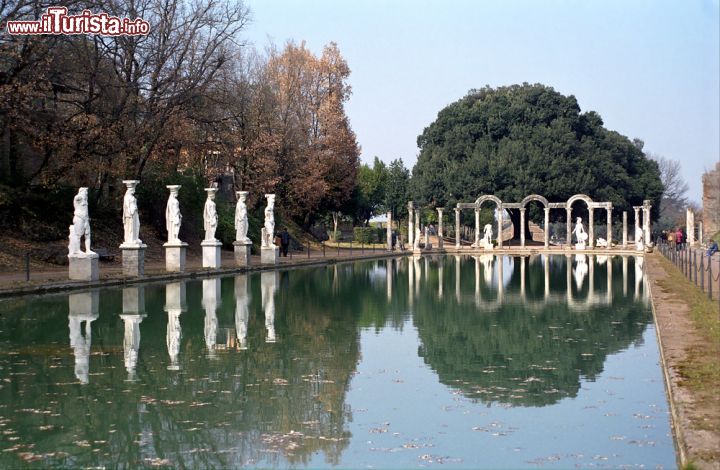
[0,247,646,299]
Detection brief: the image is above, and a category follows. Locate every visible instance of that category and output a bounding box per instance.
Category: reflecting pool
[0,254,675,468]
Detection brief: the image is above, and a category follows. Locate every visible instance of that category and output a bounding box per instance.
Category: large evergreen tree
[412,84,663,239]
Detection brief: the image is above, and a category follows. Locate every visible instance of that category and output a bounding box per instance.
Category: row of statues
[68,183,277,256]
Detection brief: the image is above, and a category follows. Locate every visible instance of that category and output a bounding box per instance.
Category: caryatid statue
[122,181,141,245]
[69,187,94,256]
[261,194,276,248]
[203,188,218,242]
[165,186,182,243]
[235,191,250,243]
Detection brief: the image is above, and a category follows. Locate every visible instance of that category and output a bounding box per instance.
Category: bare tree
[650,153,689,230]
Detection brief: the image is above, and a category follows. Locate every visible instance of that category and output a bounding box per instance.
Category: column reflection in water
[121,286,145,381]
[438,256,444,299]
[520,256,527,300]
[566,255,572,303]
[413,255,421,297]
[408,256,415,306]
[544,254,550,300]
[454,254,461,303]
[235,274,250,350]
[497,255,504,302]
[202,278,221,358]
[386,259,393,301]
[261,271,278,343]
[68,291,99,384]
[606,256,613,303]
[474,255,480,303]
[622,255,628,297]
[634,255,646,302]
[588,254,595,303]
[164,281,186,370]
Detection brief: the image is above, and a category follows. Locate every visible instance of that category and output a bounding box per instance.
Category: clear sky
[243,0,719,204]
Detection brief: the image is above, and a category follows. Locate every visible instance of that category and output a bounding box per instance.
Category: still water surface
[0,254,675,468]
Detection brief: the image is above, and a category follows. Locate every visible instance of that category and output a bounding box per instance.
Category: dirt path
[646,252,720,469]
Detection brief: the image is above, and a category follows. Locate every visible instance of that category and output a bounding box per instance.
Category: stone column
[588,207,594,248]
[686,208,695,246]
[633,207,641,242]
[497,208,504,248]
[474,208,480,246]
[437,208,444,249]
[643,201,652,244]
[607,208,612,249]
[415,209,420,239]
[544,208,550,248]
[408,202,414,249]
[455,208,461,248]
[622,211,628,248]
[566,207,572,250]
[520,208,526,248]
[699,221,703,245]
[386,211,393,251]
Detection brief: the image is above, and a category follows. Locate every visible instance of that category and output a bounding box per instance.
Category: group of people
[663,227,718,258]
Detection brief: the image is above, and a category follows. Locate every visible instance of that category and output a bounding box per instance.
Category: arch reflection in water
[68,291,99,384]
[121,286,145,381]
[164,281,186,370]
[415,254,651,407]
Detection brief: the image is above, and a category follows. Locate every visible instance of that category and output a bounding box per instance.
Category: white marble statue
[235,191,250,243]
[635,231,645,251]
[596,237,608,248]
[573,217,588,249]
[122,181,141,246]
[261,194,276,248]
[203,188,218,242]
[165,186,182,243]
[480,223,493,249]
[69,187,94,256]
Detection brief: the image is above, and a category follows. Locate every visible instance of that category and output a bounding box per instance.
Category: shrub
[353,227,374,244]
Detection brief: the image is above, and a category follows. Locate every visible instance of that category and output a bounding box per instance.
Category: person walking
[707,239,718,258]
[675,227,684,251]
[280,228,291,257]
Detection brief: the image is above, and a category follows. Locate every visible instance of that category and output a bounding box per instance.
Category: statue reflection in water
[165,281,186,370]
[573,254,588,289]
[121,287,145,381]
[202,278,221,358]
[235,275,250,350]
[68,291,99,384]
[261,271,277,343]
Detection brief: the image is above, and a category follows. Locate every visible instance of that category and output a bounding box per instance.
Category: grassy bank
[655,254,720,433]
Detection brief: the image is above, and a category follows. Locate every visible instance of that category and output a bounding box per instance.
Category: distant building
[702,162,720,240]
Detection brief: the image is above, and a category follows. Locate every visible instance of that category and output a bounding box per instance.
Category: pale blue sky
[244,0,719,204]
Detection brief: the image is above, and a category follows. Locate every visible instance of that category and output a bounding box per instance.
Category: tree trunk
[506,208,532,241]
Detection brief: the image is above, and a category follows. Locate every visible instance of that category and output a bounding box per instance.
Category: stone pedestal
[575,242,586,251]
[261,246,279,265]
[164,242,188,272]
[68,254,99,281]
[120,244,146,277]
[201,240,222,269]
[233,241,252,267]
